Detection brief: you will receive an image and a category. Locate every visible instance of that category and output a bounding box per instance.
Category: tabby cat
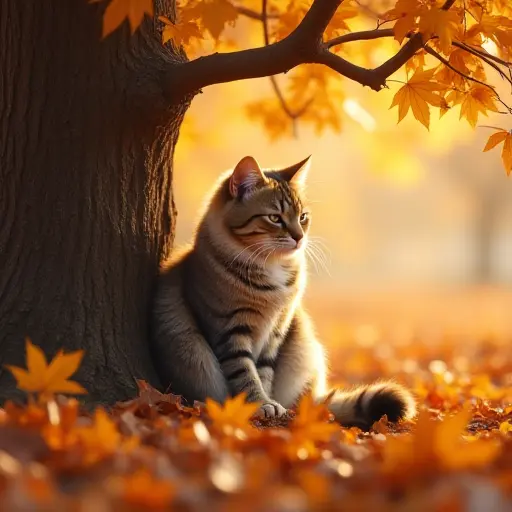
[152,155,416,428]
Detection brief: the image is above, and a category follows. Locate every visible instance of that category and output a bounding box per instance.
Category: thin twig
[453,41,512,70]
[262,0,295,119]
[236,5,278,21]
[424,45,512,112]
[424,45,496,91]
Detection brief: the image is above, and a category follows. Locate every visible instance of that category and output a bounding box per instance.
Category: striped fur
[152,156,416,428]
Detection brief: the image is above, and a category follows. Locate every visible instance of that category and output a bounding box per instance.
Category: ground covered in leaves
[1,292,511,511]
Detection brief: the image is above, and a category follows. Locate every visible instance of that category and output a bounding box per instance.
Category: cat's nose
[291,233,304,248]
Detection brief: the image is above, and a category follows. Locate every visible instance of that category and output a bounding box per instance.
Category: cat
[151,155,416,429]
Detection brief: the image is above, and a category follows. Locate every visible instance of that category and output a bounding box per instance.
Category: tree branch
[236,5,278,21]
[167,0,463,97]
[424,45,495,91]
[261,0,313,127]
[326,28,394,48]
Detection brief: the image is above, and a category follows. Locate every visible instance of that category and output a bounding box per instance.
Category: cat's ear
[279,155,311,187]
[229,156,267,198]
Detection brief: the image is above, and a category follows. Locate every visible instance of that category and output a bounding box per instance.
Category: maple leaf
[159,14,203,49]
[206,393,260,436]
[418,6,459,54]
[75,408,123,466]
[390,68,447,129]
[382,0,424,44]
[459,84,499,128]
[286,394,338,459]
[5,339,86,400]
[273,0,310,41]
[186,0,239,40]
[324,1,358,40]
[483,128,512,176]
[91,0,154,37]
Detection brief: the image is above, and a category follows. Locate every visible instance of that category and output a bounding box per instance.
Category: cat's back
[155,245,192,312]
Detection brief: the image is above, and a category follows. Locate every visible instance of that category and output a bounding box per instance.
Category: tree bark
[0,0,190,404]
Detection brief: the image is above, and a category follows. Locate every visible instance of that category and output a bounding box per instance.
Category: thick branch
[326,28,394,48]
[166,0,461,97]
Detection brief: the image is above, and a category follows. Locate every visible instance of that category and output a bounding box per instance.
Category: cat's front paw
[255,400,287,419]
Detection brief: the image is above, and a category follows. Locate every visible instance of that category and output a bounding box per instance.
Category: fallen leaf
[206,393,260,436]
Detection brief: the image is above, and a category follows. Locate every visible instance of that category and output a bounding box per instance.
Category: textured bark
[0,0,190,404]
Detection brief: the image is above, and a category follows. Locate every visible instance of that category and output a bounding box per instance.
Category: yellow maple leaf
[382,0,423,44]
[75,408,122,466]
[390,68,447,129]
[206,393,260,435]
[324,1,359,40]
[459,84,499,128]
[5,339,86,399]
[286,394,338,459]
[273,0,310,41]
[186,0,238,40]
[483,128,512,176]
[418,6,459,54]
[159,15,203,48]
[91,0,154,37]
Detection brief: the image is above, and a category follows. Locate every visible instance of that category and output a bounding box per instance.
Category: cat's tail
[322,381,416,430]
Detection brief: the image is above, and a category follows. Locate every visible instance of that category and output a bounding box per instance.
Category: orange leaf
[479,125,502,151]
[419,7,459,54]
[159,15,203,48]
[459,85,499,128]
[4,339,86,399]
[206,393,260,435]
[503,135,512,176]
[98,0,154,38]
[186,0,238,40]
[390,68,447,129]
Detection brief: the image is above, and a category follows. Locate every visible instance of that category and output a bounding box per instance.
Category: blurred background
[173,17,512,386]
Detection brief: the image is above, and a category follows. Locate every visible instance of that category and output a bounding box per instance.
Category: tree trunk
[0,0,190,404]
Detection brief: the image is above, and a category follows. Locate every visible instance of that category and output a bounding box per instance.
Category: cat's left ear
[229,156,267,198]
[279,155,311,187]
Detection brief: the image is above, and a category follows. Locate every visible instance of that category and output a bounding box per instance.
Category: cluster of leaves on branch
[92,0,512,175]
[0,337,510,510]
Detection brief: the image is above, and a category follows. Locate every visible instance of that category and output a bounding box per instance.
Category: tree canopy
[93,0,512,174]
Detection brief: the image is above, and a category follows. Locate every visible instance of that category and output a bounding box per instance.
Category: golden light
[481,37,498,56]
[343,98,377,132]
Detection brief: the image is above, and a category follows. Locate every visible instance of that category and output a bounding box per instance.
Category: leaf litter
[0,334,510,511]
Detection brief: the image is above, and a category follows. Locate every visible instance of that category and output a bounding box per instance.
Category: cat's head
[216,155,312,262]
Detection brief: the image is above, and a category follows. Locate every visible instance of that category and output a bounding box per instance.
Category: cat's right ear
[229,156,267,198]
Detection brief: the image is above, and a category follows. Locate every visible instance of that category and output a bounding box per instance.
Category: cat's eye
[299,213,309,224]
[268,214,282,224]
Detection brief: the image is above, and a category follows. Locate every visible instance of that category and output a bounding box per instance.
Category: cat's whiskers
[307,242,329,274]
[229,241,273,269]
[240,243,274,294]
[305,240,331,276]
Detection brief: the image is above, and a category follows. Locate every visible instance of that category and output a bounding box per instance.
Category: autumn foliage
[0,337,510,510]
[92,0,512,174]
